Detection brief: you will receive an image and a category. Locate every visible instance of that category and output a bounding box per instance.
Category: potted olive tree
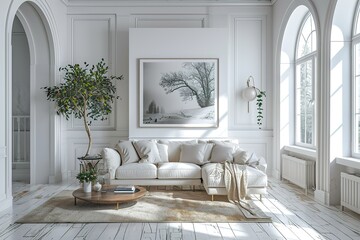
[43,59,123,158]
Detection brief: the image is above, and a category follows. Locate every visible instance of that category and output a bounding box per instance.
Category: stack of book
[114,185,135,193]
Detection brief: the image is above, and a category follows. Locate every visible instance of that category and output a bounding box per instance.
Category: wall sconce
[243,76,257,113]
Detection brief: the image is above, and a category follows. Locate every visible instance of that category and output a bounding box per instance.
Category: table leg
[116,202,119,210]
[74,197,77,205]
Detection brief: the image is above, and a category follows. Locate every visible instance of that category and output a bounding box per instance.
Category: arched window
[352,6,360,156]
[295,13,316,147]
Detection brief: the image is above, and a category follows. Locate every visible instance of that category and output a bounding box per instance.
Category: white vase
[93,181,102,192]
[83,181,92,193]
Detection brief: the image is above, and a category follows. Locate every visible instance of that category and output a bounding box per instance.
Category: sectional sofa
[101,139,268,200]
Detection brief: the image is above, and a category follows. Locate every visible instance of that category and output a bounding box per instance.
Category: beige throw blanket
[224,161,255,215]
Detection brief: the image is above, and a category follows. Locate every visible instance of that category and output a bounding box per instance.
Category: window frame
[351,19,360,158]
[294,13,317,149]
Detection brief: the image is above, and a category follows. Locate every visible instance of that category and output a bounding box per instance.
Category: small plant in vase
[76,169,97,192]
[76,169,97,183]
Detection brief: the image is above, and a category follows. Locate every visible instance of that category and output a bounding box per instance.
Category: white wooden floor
[0,178,360,240]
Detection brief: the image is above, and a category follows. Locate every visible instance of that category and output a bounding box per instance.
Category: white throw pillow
[209,144,234,163]
[101,148,121,179]
[247,152,259,165]
[210,140,240,152]
[157,143,169,163]
[204,143,214,161]
[133,140,162,164]
[233,150,249,164]
[179,144,209,165]
[115,140,140,165]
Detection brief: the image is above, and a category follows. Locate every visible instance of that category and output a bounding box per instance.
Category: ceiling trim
[62,0,274,7]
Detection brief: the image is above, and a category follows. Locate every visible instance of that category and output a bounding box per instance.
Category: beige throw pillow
[115,140,139,165]
[179,144,209,165]
[133,140,162,164]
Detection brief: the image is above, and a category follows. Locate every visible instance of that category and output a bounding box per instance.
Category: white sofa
[101,139,268,200]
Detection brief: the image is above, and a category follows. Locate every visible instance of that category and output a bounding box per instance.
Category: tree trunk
[83,114,92,157]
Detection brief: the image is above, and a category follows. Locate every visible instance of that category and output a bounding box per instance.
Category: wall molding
[231,15,268,129]
[133,14,208,28]
[0,146,6,157]
[68,14,117,130]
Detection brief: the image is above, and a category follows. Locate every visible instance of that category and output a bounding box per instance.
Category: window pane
[356,115,360,153]
[356,11,360,35]
[356,77,360,153]
[356,76,360,114]
[355,44,360,76]
[297,14,316,58]
[296,60,313,145]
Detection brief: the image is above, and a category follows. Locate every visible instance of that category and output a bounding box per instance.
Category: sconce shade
[243,86,257,101]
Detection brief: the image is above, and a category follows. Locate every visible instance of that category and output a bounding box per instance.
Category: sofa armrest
[101,148,121,179]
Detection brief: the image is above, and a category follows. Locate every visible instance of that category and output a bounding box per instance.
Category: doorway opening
[11,15,31,184]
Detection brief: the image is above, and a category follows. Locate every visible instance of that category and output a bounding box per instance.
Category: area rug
[16,190,271,223]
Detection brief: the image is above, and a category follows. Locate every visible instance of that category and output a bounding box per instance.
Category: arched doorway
[11,15,31,183]
[5,0,60,191]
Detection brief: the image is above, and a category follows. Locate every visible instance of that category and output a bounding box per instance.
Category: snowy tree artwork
[139,59,218,127]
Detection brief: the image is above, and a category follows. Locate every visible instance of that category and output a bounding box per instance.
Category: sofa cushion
[158,162,201,179]
[101,148,121,179]
[179,144,209,165]
[133,140,162,164]
[158,140,197,162]
[202,163,267,188]
[115,163,157,179]
[115,141,139,165]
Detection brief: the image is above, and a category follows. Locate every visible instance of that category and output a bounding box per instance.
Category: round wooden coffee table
[72,186,147,210]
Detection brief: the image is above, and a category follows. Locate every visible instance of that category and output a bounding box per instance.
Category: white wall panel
[230,16,267,129]
[68,14,116,130]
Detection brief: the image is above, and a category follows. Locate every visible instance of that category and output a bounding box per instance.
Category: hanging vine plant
[243,76,266,129]
[255,90,266,129]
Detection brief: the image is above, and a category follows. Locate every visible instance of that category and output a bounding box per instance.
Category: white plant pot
[83,181,92,193]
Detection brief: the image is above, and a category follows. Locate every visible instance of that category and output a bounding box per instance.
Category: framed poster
[139,58,219,128]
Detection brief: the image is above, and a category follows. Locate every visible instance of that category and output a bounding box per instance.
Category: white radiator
[341,172,360,214]
[281,154,315,194]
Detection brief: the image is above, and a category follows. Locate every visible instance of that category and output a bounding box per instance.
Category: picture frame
[139,58,219,128]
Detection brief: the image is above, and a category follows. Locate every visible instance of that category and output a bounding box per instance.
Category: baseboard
[315,189,329,205]
[48,174,62,184]
[0,197,13,213]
